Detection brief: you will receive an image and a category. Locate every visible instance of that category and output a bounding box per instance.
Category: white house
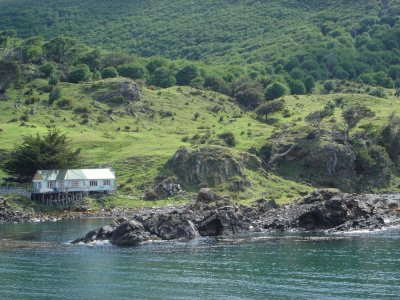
[32,168,116,195]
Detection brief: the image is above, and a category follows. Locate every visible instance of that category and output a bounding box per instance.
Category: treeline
[0,0,399,91]
[0,30,398,114]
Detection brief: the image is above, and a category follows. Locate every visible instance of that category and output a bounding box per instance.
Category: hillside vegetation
[0,1,400,209]
[0,0,400,87]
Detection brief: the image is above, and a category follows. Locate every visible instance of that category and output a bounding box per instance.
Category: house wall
[32,179,116,194]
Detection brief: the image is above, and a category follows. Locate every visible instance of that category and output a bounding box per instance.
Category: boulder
[94,78,141,104]
[196,188,218,203]
[151,177,183,200]
[110,220,150,246]
[197,208,245,236]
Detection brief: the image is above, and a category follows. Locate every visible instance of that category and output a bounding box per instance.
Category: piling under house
[32,168,116,205]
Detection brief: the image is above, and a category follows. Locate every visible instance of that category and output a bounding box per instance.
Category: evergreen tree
[4,130,81,182]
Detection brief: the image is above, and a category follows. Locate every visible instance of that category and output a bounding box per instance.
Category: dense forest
[0,0,399,88]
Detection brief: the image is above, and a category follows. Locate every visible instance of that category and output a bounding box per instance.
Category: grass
[1,77,399,211]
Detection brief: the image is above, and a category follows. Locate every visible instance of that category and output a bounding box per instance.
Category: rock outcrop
[94,78,142,104]
[171,146,250,189]
[72,189,400,246]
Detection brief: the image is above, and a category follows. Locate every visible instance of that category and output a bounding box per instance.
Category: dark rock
[196,188,218,203]
[300,189,340,204]
[256,199,278,211]
[150,178,183,200]
[110,220,150,246]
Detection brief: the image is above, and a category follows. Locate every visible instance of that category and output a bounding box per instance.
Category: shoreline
[70,189,400,246]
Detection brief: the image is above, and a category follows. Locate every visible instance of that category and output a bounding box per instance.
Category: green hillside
[0,0,400,85]
[0,1,400,210]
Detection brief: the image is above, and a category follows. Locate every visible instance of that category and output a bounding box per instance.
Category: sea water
[0,219,399,299]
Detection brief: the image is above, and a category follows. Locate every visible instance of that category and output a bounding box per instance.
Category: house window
[36,182,42,189]
[70,180,80,188]
[58,181,64,189]
[47,181,55,189]
[90,180,98,187]
[103,180,111,186]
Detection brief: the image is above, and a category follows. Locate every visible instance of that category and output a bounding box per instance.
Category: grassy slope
[0,78,310,207]
[1,77,399,208]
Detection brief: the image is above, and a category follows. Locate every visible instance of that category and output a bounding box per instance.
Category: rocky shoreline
[71,189,400,246]
[0,196,150,224]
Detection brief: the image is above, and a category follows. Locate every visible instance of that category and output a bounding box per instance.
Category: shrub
[68,65,91,83]
[117,63,146,79]
[57,98,72,108]
[101,67,118,79]
[149,67,176,88]
[323,80,336,93]
[368,88,388,98]
[289,80,306,95]
[218,132,236,147]
[176,64,199,86]
[39,63,55,78]
[265,82,289,100]
[48,87,62,105]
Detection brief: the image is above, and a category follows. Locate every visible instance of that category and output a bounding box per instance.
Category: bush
[57,98,72,108]
[323,80,336,93]
[368,88,388,98]
[48,87,62,105]
[265,82,289,100]
[149,67,176,88]
[176,64,199,86]
[101,67,118,79]
[39,63,55,78]
[117,63,146,79]
[304,76,315,93]
[289,80,306,95]
[218,132,236,147]
[232,78,264,109]
[68,65,91,83]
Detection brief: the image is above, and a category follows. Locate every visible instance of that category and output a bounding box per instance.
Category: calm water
[0,219,399,300]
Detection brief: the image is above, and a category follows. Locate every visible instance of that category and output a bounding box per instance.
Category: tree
[0,60,20,93]
[342,106,375,141]
[0,30,16,48]
[68,65,91,83]
[146,57,167,74]
[176,64,199,85]
[304,76,315,93]
[265,82,289,100]
[117,63,146,80]
[39,63,56,78]
[43,36,77,64]
[4,130,81,182]
[232,78,264,110]
[381,113,400,161]
[255,99,285,121]
[288,80,306,95]
[149,67,176,87]
[101,67,118,79]
[323,80,336,93]
[204,75,230,94]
